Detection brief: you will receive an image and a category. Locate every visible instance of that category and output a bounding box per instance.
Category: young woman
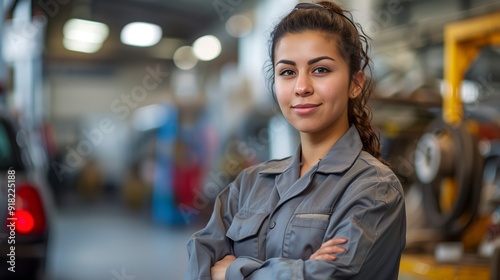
[186,1,406,279]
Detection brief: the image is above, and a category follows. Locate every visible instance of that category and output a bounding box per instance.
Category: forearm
[226,256,358,280]
[186,237,232,279]
[185,185,239,280]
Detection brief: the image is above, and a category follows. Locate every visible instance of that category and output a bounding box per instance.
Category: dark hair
[266,1,386,164]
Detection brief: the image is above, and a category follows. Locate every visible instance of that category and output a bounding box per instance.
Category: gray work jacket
[186,126,406,280]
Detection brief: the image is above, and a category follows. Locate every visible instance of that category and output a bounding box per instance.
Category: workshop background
[0,0,500,279]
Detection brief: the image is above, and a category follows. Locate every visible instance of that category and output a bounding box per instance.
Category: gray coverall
[186,126,406,279]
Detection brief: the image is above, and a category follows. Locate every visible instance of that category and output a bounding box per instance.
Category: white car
[0,113,53,280]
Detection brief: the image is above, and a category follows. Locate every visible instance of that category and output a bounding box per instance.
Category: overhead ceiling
[37,0,251,64]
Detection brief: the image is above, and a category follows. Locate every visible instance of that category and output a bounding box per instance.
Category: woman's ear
[349,71,365,99]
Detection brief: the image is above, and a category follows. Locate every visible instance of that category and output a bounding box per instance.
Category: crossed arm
[187,176,405,280]
[210,238,348,280]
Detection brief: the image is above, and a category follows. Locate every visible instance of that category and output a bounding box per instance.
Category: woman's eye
[313,67,330,74]
[279,69,295,76]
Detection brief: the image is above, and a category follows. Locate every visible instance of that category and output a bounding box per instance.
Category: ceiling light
[192,35,221,61]
[62,18,109,53]
[63,18,109,44]
[121,22,162,47]
[173,46,198,70]
[225,15,252,38]
[63,38,103,53]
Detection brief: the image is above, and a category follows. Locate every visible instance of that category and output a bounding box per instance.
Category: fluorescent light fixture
[193,35,221,61]
[121,22,162,47]
[173,46,198,70]
[63,38,103,53]
[226,15,252,38]
[63,18,109,53]
[63,18,109,44]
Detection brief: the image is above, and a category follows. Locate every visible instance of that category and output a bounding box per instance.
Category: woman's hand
[211,255,236,280]
[309,238,347,261]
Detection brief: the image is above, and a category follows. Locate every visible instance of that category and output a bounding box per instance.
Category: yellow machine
[443,11,500,126]
[400,11,500,280]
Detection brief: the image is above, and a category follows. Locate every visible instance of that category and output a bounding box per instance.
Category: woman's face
[274,30,359,138]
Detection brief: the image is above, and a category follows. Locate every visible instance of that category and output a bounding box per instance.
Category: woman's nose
[295,73,313,97]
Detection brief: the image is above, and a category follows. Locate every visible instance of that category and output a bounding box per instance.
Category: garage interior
[1,0,500,279]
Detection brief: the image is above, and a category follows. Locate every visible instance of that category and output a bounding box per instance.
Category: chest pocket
[226,211,268,258]
[284,213,331,259]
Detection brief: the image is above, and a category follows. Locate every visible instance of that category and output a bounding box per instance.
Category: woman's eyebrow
[276,59,295,66]
[308,56,335,65]
[276,56,335,66]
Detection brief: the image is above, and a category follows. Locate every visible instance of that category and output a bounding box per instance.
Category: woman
[186,1,406,279]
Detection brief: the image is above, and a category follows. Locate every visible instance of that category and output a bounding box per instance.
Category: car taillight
[15,210,35,233]
[13,183,46,235]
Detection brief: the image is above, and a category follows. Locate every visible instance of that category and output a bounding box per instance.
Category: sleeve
[185,184,240,280]
[225,176,406,280]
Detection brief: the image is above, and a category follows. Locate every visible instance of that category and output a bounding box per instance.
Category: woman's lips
[292,103,321,115]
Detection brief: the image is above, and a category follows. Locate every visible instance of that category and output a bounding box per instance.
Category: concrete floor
[43,195,489,280]
[45,197,198,280]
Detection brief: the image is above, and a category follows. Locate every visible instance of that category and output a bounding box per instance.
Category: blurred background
[0,0,499,279]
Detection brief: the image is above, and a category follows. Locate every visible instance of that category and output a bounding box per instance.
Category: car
[0,113,54,280]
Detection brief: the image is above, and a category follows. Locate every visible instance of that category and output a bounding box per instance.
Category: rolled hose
[415,120,483,237]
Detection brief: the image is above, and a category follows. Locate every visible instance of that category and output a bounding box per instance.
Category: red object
[14,183,46,235]
[174,164,202,207]
[478,122,500,140]
[15,210,35,234]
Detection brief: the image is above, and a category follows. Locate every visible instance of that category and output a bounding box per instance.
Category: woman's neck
[299,124,349,177]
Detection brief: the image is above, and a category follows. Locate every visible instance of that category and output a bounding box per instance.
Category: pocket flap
[295,213,330,220]
[291,213,331,229]
[226,212,268,241]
